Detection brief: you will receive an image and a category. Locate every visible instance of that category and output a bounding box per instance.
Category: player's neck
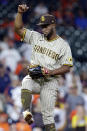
[46,31,58,41]
[48,33,57,41]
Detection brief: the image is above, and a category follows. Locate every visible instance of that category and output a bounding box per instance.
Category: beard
[44,28,54,40]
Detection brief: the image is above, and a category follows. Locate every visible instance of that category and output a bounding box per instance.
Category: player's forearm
[49,65,71,76]
[14,12,23,31]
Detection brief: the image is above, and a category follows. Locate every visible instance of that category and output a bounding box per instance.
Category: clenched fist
[18,4,29,13]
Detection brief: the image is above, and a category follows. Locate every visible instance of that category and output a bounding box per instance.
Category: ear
[53,24,56,26]
[52,24,56,29]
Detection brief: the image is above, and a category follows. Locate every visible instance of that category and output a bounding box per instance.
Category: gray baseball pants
[22,75,58,125]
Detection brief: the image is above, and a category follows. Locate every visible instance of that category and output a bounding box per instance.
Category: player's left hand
[27,65,52,79]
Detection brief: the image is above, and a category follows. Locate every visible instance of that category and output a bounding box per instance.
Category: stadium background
[0,0,87,130]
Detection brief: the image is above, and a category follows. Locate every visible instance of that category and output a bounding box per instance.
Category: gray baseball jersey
[23,29,73,70]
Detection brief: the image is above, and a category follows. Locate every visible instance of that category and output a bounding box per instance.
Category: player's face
[41,24,55,37]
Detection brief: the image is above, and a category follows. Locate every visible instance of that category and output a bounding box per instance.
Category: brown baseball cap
[37,14,56,26]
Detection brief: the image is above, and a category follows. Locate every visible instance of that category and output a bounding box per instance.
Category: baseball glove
[27,65,48,79]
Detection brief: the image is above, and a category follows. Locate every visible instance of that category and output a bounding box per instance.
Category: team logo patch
[68,57,73,65]
[69,57,72,62]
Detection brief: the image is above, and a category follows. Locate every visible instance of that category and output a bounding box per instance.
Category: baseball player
[14,4,73,131]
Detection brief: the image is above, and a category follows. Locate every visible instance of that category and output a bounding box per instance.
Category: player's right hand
[18,4,29,13]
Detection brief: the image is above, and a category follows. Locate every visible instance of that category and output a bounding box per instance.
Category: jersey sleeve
[21,28,41,45]
[60,42,73,67]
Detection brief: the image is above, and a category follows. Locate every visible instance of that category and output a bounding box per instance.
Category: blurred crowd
[0,0,87,131]
[0,0,87,29]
